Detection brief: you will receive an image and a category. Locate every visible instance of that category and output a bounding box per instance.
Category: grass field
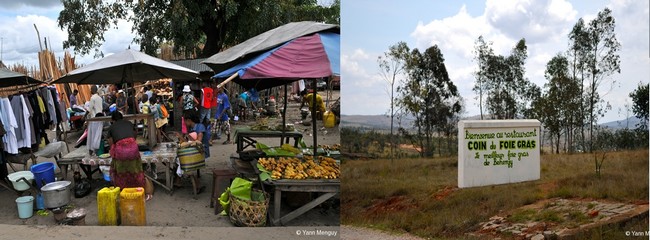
[341,149,649,239]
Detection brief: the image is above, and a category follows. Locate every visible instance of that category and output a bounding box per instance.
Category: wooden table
[233,127,303,153]
[82,143,177,193]
[86,114,157,150]
[241,158,340,226]
[264,179,340,226]
[60,143,177,193]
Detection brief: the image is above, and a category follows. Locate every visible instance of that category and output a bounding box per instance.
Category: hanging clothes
[87,121,104,152]
[50,87,63,123]
[9,96,25,142]
[16,95,32,149]
[27,92,46,144]
[21,94,36,145]
[41,88,57,126]
[0,98,19,154]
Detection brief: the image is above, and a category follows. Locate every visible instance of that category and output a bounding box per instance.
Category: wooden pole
[312,78,318,157]
[216,72,239,89]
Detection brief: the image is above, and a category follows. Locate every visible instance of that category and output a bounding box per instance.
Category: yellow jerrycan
[120,187,146,226]
[323,111,335,128]
[97,187,120,226]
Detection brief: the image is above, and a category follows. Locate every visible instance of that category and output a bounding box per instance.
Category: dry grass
[341,149,648,239]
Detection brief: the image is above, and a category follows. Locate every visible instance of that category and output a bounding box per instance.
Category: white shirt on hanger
[0,98,18,154]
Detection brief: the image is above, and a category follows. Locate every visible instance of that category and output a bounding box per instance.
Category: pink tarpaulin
[243,34,331,79]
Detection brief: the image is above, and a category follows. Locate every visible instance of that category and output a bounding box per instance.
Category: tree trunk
[200,15,223,57]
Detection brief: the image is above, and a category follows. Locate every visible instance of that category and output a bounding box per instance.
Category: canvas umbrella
[0,68,45,88]
[212,32,339,157]
[52,49,198,85]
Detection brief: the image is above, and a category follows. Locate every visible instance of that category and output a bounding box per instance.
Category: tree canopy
[58,0,340,57]
[630,82,649,131]
[472,37,540,119]
[397,44,462,157]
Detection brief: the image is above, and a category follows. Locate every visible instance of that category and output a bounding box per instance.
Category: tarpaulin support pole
[312,78,318,158]
[217,72,239,89]
[281,83,288,145]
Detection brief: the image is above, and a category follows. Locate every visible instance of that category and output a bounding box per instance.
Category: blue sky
[341,0,649,123]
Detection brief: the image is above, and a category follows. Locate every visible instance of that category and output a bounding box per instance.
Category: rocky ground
[473,198,649,240]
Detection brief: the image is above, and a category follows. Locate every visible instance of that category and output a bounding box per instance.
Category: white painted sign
[458,120,541,188]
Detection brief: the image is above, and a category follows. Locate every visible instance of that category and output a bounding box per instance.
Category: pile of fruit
[258,156,340,180]
[318,144,341,151]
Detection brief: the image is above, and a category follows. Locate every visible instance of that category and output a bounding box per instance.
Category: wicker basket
[228,190,269,227]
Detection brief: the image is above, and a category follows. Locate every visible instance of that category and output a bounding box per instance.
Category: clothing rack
[0,84,47,97]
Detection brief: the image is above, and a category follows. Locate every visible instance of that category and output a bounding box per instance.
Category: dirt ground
[0,91,340,236]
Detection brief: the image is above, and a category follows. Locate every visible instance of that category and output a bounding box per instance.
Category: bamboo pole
[216,72,239,89]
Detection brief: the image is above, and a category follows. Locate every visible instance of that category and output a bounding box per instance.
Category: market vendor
[116,89,127,114]
[107,111,150,201]
[184,110,210,158]
[300,90,326,119]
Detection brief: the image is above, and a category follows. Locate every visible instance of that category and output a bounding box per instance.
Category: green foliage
[340,127,456,158]
[378,42,410,161]
[58,0,340,57]
[533,53,582,153]
[472,37,540,119]
[396,44,463,157]
[629,82,649,131]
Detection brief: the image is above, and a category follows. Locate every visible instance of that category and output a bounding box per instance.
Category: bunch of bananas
[258,156,340,180]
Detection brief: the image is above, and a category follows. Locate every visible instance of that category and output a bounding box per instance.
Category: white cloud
[485,0,577,44]
[341,52,383,88]
[350,48,370,60]
[411,4,491,58]
[0,10,138,69]
[0,0,61,10]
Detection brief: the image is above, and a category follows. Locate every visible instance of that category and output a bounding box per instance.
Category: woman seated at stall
[107,111,151,201]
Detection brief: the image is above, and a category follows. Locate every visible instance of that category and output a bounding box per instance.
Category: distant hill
[599,116,643,129]
[340,115,395,131]
[342,114,644,131]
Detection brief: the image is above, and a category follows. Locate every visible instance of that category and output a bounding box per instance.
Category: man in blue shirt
[213,88,231,144]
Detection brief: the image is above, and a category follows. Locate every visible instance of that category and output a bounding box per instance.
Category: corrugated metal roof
[170,58,213,73]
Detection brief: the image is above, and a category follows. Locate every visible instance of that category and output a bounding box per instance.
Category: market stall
[52,50,198,192]
[203,21,340,226]
[233,126,303,153]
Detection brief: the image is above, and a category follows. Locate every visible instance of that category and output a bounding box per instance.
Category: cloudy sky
[341,0,649,123]
[0,0,137,67]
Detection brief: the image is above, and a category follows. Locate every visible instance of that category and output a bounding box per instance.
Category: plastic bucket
[7,171,34,191]
[30,162,55,189]
[16,196,34,219]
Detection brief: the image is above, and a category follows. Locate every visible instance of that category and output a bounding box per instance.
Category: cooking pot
[41,181,72,209]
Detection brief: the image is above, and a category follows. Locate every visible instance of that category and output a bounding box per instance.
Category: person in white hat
[116,89,127,114]
[181,85,198,112]
[179,85,199,134]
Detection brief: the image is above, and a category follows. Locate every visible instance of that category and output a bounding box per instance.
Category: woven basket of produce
[229,190,269,227]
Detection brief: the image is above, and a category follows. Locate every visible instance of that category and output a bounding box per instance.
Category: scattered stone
[531,234,545,240]
[544,231,558,240]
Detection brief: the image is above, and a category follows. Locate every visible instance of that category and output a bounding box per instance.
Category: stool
[210,167,236,215]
